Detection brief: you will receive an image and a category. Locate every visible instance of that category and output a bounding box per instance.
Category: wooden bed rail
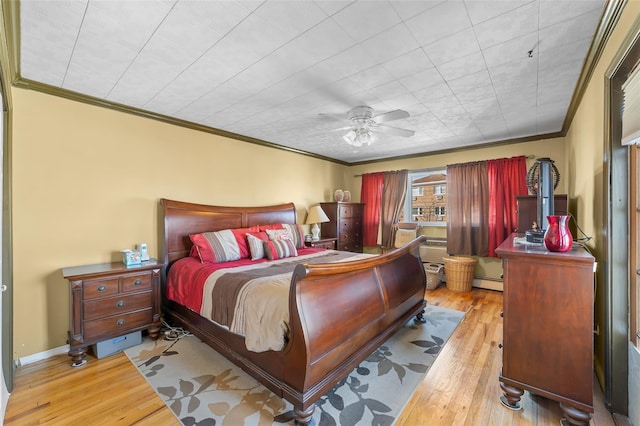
[284,236,427,411]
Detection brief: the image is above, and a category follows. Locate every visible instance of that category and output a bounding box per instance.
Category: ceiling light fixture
[343,127,374,147]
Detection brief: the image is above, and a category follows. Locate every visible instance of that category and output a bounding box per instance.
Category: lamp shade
[305,205,329,224]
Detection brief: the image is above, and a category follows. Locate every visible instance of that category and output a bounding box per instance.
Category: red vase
[543,215,573,252]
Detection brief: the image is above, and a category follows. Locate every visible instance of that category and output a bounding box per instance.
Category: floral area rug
[124,304,464,426]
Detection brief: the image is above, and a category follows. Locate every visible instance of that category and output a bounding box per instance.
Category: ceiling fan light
[343,130,357,145]
[358,130,373,146]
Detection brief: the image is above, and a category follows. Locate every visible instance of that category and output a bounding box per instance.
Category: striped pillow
[259,224,305,249]
[247,232,269,260]
[189,230,241,264]
[263,239,298,260]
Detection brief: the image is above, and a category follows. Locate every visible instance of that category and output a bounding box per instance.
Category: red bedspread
[166,247,324,312]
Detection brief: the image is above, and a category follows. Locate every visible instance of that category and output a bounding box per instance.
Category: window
[403,169,447,226]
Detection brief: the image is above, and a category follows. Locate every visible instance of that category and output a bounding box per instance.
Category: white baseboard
[18,345,68,366]
[472,277,503,291]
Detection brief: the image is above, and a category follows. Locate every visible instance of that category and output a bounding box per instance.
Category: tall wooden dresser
[320,202,364,252]
[496,234,595,425]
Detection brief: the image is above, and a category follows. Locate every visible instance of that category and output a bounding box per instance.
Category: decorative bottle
[543,215,573,252]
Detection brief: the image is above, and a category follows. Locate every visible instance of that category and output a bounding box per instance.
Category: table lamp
[306,205,330,241]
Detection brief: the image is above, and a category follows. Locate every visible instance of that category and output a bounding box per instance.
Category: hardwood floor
[4,287,616,425]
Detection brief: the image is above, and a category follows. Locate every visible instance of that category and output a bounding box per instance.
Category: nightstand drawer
[83,278,119,300]
[122,273,151,292]
[84,308,152,340]
[83,291,152,321]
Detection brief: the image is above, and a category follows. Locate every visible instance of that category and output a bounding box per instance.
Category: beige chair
[381,223,420,253]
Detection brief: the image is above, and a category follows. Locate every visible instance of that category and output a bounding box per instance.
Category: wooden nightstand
[62,259,163,367]
[305,237,338,250]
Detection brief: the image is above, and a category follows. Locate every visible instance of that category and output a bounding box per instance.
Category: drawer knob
[116,300,125,308]
[134,279,142,286]
[116,319,125,327]
[498,343,503,349]
[97,285,106,292]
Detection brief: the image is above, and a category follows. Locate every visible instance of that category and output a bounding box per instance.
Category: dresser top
[496,234,594,265]
[62,259,162,279]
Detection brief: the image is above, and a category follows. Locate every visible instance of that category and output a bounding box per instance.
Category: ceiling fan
[320,106,415,147]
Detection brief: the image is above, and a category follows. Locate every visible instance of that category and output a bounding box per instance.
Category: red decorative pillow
[263,239,298,260]
[230,226,260,259]
[190,226,259,263]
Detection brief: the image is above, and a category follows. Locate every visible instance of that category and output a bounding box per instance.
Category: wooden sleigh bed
[159,198,427,424]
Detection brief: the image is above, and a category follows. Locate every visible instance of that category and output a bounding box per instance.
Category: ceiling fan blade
[318,112,347,122]
[374,124,415,137]
[372,109,410,123]
[327,126,353,133]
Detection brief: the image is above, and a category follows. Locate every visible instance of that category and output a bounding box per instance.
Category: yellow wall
[11,88,350,358]
[565,1,640,386]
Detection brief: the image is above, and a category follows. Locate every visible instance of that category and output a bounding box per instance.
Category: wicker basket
[424,263,444,290]
[443,256,477,292]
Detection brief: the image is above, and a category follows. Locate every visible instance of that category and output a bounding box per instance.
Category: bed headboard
[159,198,297,266]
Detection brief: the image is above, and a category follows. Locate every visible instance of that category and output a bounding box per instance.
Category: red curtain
[487,156,528,257]
[361,172,384,246]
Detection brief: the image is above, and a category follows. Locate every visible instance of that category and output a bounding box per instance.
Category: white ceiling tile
[391,1,446,20]
[405,1,472,46]
[347,65,397,92]
[463,1,534,25]
[253,1,328,38]
[437,52,487,81]
[360,24,421,65]
[538,8,603,52]
[539,0,605,29]
[383,93,421,110]
[448,69,492,93]
[422,28,481,66]
[64,1,174,98]
[313,1,352,16]
[488,58,537,88]
[287,18,357,62]
[400,68,444,92]
[482,32,539,69]
[413,82,455,103]
[20,0,87,86]
[331,1,402,43]
[538,60,581,86]
[455,84,496,104]
[539,38,590,70]
[473,2,538,49]
[382,49,434,79]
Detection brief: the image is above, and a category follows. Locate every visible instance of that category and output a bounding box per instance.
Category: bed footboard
[284,236,427,414]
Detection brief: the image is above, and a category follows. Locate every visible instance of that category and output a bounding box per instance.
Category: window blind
[622,63,640,145]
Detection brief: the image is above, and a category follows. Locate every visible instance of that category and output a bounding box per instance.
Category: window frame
[403,168,447,227]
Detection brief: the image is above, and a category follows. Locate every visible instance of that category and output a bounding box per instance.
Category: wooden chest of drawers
[320,202,364,252]
[62,260,163,366]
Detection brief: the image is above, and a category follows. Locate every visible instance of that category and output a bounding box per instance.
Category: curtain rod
[353,155,536,177]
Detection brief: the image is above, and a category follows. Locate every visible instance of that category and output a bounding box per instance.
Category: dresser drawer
[84,308,152,340]
[338,241,363,252]
[83,278,119,300]
[338,204,355,218]
[122,272,151,292]
[83,291,152,321]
